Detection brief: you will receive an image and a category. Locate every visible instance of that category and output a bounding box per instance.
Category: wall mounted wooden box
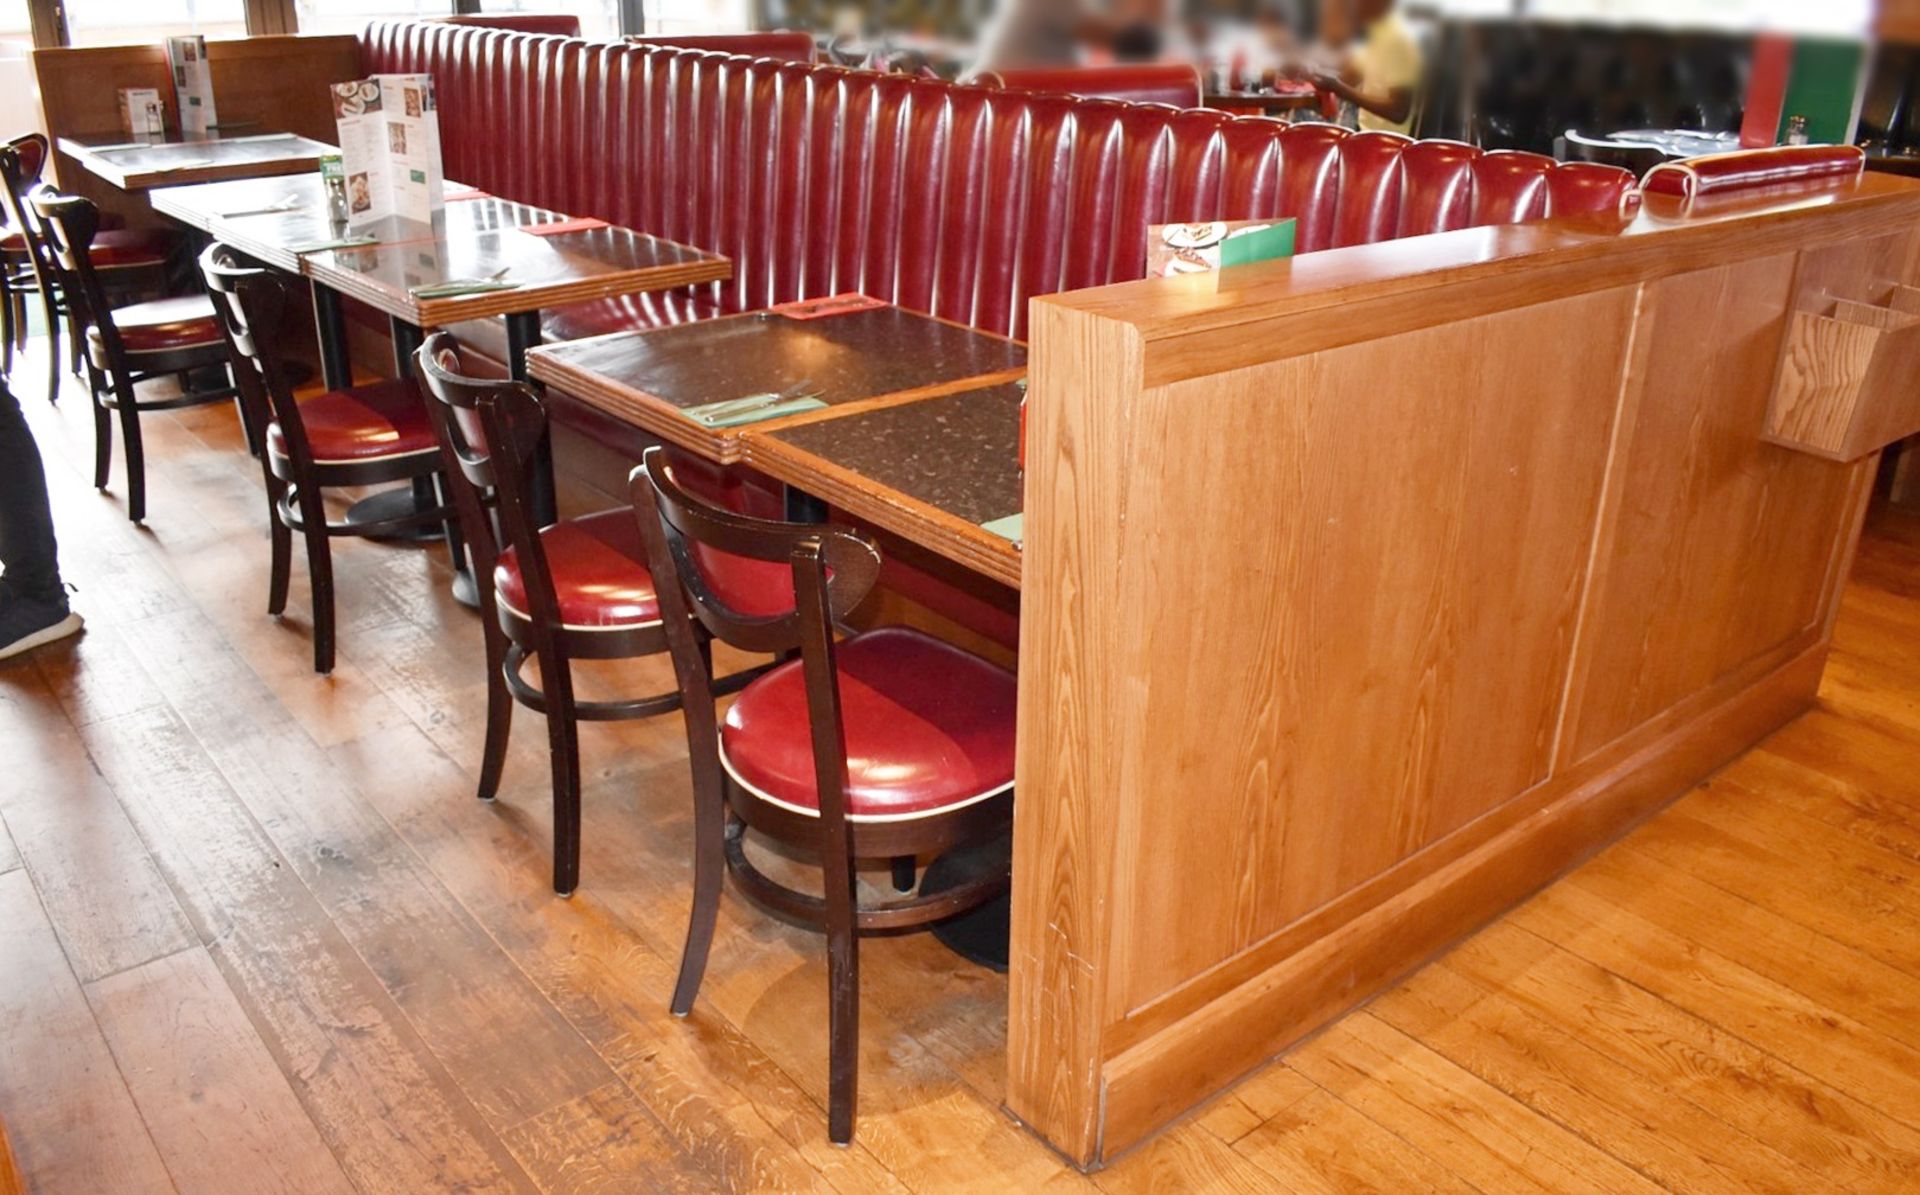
[1765,285,1920,460]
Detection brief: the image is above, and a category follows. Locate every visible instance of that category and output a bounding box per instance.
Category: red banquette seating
[356,20,1637,347]
[977,64,1206,109]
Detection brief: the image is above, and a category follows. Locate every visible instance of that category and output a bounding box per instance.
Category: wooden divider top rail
[1007,167,1920,1167]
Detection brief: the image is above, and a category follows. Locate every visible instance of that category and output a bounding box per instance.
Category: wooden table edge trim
[742,430,1023,589]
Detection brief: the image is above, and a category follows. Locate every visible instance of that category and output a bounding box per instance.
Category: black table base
[921,833,1012,973]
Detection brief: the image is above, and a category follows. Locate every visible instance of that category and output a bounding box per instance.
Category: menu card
[117,88,165,139]
[165,36,218,136]
[1146,219,1296,277]
[329,74,445,226]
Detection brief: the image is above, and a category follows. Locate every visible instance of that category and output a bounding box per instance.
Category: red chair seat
[493,508,664,629]
[720,627,1017,821]
[268,377,438,464]
[5,226,171,267]
[87,294,223,354]
[542,287,724,341]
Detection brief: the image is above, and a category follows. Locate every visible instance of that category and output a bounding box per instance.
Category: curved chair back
[413,332,548,622]
[196,242,308,466]
[28,192,117,363]
[0,140,58,304]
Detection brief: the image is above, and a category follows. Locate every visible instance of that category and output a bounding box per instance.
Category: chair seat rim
[719,738,1015,824]
[493,589,666,633]
[269,437,442,468]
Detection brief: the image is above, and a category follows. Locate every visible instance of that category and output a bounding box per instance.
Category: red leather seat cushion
[493,508,664,629]
[4,226,170,266]
[720,626,1017,821]
[89,294,222,354]
[541,288,725,341]
[268,377,437,464]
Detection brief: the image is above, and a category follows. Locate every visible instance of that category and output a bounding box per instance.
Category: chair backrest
[196,241,307,467]
[437,12,582,37]
[978,64,1204,109]
[28,192,117,362]
[629,445,882,829]
[0,138,58,308]
[412,332,546,622]
[629,444,878,658]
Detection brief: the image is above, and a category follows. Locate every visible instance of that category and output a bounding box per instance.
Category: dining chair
[29,192,229,523]
[0,136,174,403]
[629,445,1017,1144]
[413,334,771,896]
[198,243,455,674]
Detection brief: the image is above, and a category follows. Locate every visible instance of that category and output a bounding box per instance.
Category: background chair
[0,136,173,404]
[414,334,769,896]
[31,192,228,523]
[630,446,1016,1144]
[200,243,455,674]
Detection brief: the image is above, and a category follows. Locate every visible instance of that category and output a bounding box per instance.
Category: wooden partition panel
[31,35,359,226]
[1007,175,1920,1166]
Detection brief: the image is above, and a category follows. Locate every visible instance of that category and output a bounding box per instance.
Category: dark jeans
[0,379,62,602]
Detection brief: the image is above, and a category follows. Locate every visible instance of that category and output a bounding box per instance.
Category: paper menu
[329,74,445,227]
[165,36,217,136]
[117,88,165,139]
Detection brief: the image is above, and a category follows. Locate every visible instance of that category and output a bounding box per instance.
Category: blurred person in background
[972,0,1181,70]
[0,377,81,661]
[1298,0,1422,133]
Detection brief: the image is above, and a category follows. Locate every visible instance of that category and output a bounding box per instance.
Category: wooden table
[527,305,1027,467]
[742,380,1025,588]
[57,130,331,191]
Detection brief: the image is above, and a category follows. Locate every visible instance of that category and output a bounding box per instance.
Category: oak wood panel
[1766,297,1920,462]
[86,948,357,1195]
[0,869,177,1194]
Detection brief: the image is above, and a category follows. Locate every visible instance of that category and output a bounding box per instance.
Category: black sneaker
[0,589,83,662]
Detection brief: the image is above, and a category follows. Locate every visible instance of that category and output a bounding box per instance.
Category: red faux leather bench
[627,32,815,62]
[976,64,1205,109]
[356,20,1638,648]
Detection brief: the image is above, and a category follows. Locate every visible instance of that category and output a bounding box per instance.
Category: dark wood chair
[413,333,771,896]
[198,243,455,674]
[629,445,1017,1144]
[29,192,228,523]
[0,136,173,404]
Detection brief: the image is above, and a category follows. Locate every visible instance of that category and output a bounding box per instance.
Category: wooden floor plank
[0,671,199,984]
[1225,1063,1482,1195]
[1285,1014,1666,1195]
[1091,1121,1280,1195]
[0,869,177,1194]
[86,947,359,1195]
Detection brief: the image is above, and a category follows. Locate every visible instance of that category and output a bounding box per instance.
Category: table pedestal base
[922,834,1011,972]
[343,486,444,542]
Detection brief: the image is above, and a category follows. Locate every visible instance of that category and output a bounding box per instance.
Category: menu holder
[166,36,217,137]
[769,292,888,320]
[1147,218,1296,277]
[1764,288,1920,461]
[330,74,445,226]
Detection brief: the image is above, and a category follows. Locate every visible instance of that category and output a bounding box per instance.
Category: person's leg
[0,377,81,660]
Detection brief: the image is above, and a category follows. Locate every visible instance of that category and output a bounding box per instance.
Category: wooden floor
[4,340,1920,1194]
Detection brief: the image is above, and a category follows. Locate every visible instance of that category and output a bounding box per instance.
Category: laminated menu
[1146,219,1297,277]
[329,74,445,226]
[165,36,217,136]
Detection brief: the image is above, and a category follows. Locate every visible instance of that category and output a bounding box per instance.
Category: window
[477,0,623,40]
[61,0,248,44]
[292,0,452,36]
[646,0,749,36]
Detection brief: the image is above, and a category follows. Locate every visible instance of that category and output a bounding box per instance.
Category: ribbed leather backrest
[359,22,1636,341]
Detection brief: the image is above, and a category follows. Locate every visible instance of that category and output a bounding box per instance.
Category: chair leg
[542,647,584,896]
[90,382,111,491]
[265,490,292,617]
[41,294,60,404]
[2,284,15,377]
[670,790,728,1017]
[824,847,861,1145]
[111,375,146,523]
[476,616,512,802]
[296,487,336,674]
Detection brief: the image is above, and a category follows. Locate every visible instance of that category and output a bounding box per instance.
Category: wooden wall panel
[1103,289,1636,1017]
[1567,242,1909,760]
